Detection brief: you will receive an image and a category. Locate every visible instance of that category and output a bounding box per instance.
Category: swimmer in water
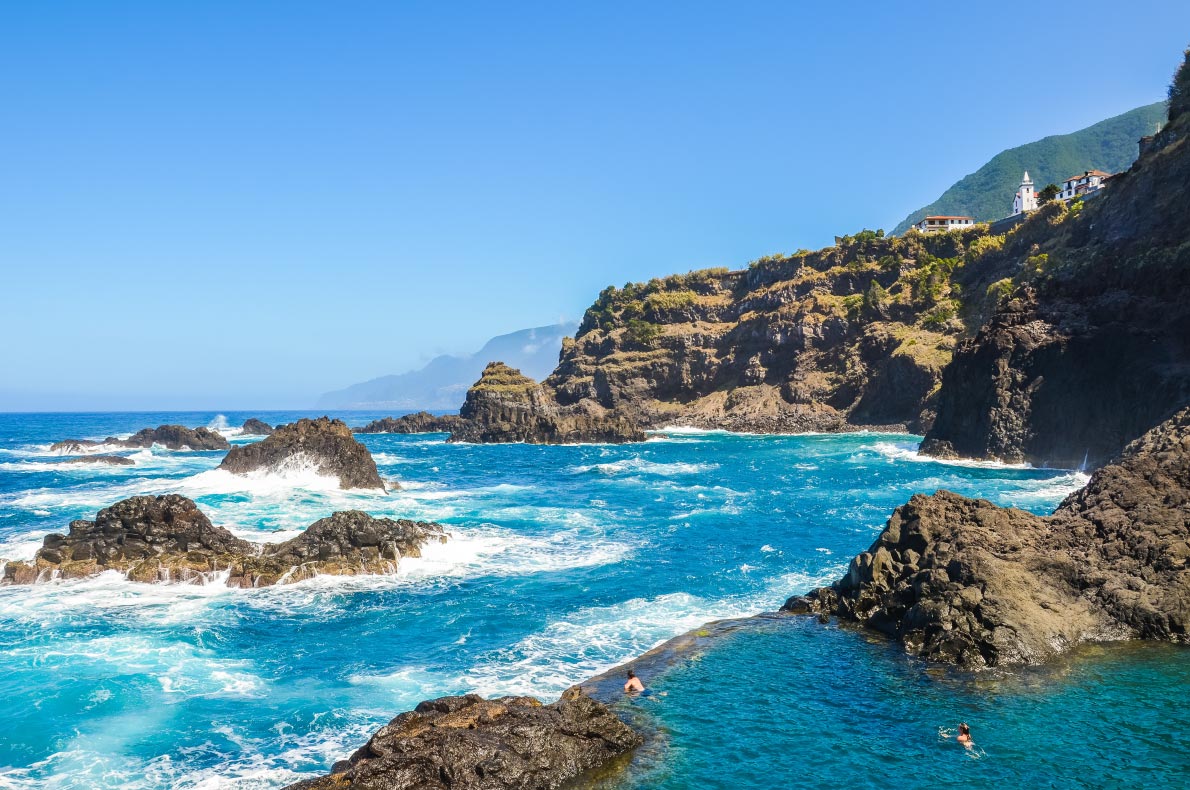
[956,722,973,747]
[624,670,645,693]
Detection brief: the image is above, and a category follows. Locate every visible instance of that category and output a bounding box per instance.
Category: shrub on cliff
[1169,46,1190,122]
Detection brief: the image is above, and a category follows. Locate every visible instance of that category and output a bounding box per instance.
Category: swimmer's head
[626,670,636,679]
[959,723,970,735]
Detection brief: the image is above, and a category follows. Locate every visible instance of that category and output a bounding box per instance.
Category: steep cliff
[921,50,1190,468]
[538,228,1024,434]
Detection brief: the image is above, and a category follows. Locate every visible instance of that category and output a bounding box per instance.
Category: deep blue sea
[0,411,1186,789]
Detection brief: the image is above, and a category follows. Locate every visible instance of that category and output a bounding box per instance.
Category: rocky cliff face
[448,362,645,444]
[784,407,1190,668]
[219,417,386,490]
[51,424,230,453]
[921,51,1190,468]
[356,412,463,434]
[282,688,641,790]
[499,226,1025,437]
[1,495,447,587]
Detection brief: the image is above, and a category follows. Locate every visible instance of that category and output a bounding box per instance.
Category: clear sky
[3,1,1187,410]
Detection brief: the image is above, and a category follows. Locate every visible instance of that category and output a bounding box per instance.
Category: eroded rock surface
[51,425,230,453]
[219,417,386,490]
[58,455,135,466]
[1,495,446,587]
[282,688,641,790]
[448,362,645,444]
[355,412,462,434]
[785,407,1190,667]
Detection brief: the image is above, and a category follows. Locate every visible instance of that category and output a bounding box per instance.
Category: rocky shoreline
[1,495,446,587]
[355,411,463,434]
[51,424,230,453]
[220,416,388,490]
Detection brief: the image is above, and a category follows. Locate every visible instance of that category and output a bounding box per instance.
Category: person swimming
[624,670,645,693]
[956,722,973,747]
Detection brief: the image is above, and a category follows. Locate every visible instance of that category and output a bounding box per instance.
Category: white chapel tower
[1012,171,1038,216]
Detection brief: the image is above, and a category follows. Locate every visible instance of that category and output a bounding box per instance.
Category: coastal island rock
[784,407,1190,667]
[448,362,645,444]
[355,412,462,434]
[50,424,230,453]
[282,688,641,790]
[1,495,446,587]
[240,418,275,436]
[218,417,386,490]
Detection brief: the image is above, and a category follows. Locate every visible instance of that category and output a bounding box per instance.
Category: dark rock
[219,417,386,490]
[281,688,641,790]
[240,418,275,436]
[355,412,462,434]
[51,425,229,453]
[785,407,1190,667]
[58,455,135,466]
[448,363,645,444]
[1,495,447,587]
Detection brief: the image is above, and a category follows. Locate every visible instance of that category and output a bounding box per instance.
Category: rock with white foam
[50,424,230,453]
[0,495,447,587]
[240,418,275,436]
[219,417,387,490]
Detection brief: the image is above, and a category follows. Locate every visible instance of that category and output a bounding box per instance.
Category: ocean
[0,411,1185,789]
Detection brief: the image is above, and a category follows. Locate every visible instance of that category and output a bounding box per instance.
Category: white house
[1012,171,1038,215]
[1059,170,1111,201]
[912,215,975,234]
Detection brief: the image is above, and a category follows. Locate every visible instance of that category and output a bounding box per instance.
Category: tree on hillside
[1039,183,1060,203]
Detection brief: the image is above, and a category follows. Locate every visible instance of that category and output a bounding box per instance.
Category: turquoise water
[0,411,1179,788]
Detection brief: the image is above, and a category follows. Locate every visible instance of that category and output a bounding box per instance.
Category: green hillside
[892,102,1166,235]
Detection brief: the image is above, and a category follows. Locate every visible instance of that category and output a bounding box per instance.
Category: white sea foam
[207,414,244,438]
[867,440,1067,470]
[571,458,718,476]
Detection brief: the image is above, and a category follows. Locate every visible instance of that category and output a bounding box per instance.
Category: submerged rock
[50,425,230,453]
[219,417,386,490]
[58,455,135,466]
[355,412,462,434]
[282,688,641,790]
[448,362,645,444]
[785,407,1190,667]
[1,495,446,587]
[240,418,275,436]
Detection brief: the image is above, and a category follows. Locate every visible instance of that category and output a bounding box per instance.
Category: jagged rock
[240,418,275,436]
[50,425,230,453]
[785,407,1190,667]
[1,495,446,587]
[448,362,645,444]
[355,412,463,434]
[921,52,1190,467]
[281,688,641,790]
[58,455,135,466]
[219,417,386,490]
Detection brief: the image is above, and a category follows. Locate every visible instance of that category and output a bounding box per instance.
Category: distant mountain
[891,102,1166,235]
[317,322,578,411]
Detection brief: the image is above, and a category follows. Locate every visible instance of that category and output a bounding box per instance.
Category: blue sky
[2,2,1187,410]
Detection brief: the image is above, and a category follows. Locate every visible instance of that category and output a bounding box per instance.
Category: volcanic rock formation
[784,406,1190,667]
[58,455,135,466]
[219,417,386,490]
[51,424,230,453]
[282,688,641,790]
[448,362,644,444]
[1,495,446,587]
[240,418,275,436]
[355,412,463,434]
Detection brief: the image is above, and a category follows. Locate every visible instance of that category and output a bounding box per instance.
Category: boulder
[1,495,446,587]
[355,412,462,434]
[50,425,230,453]
[784,407,1190,667]
[240,418,275,436]
[448,362,645,444]
[282,688,641,790]
[218,417,386,490]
